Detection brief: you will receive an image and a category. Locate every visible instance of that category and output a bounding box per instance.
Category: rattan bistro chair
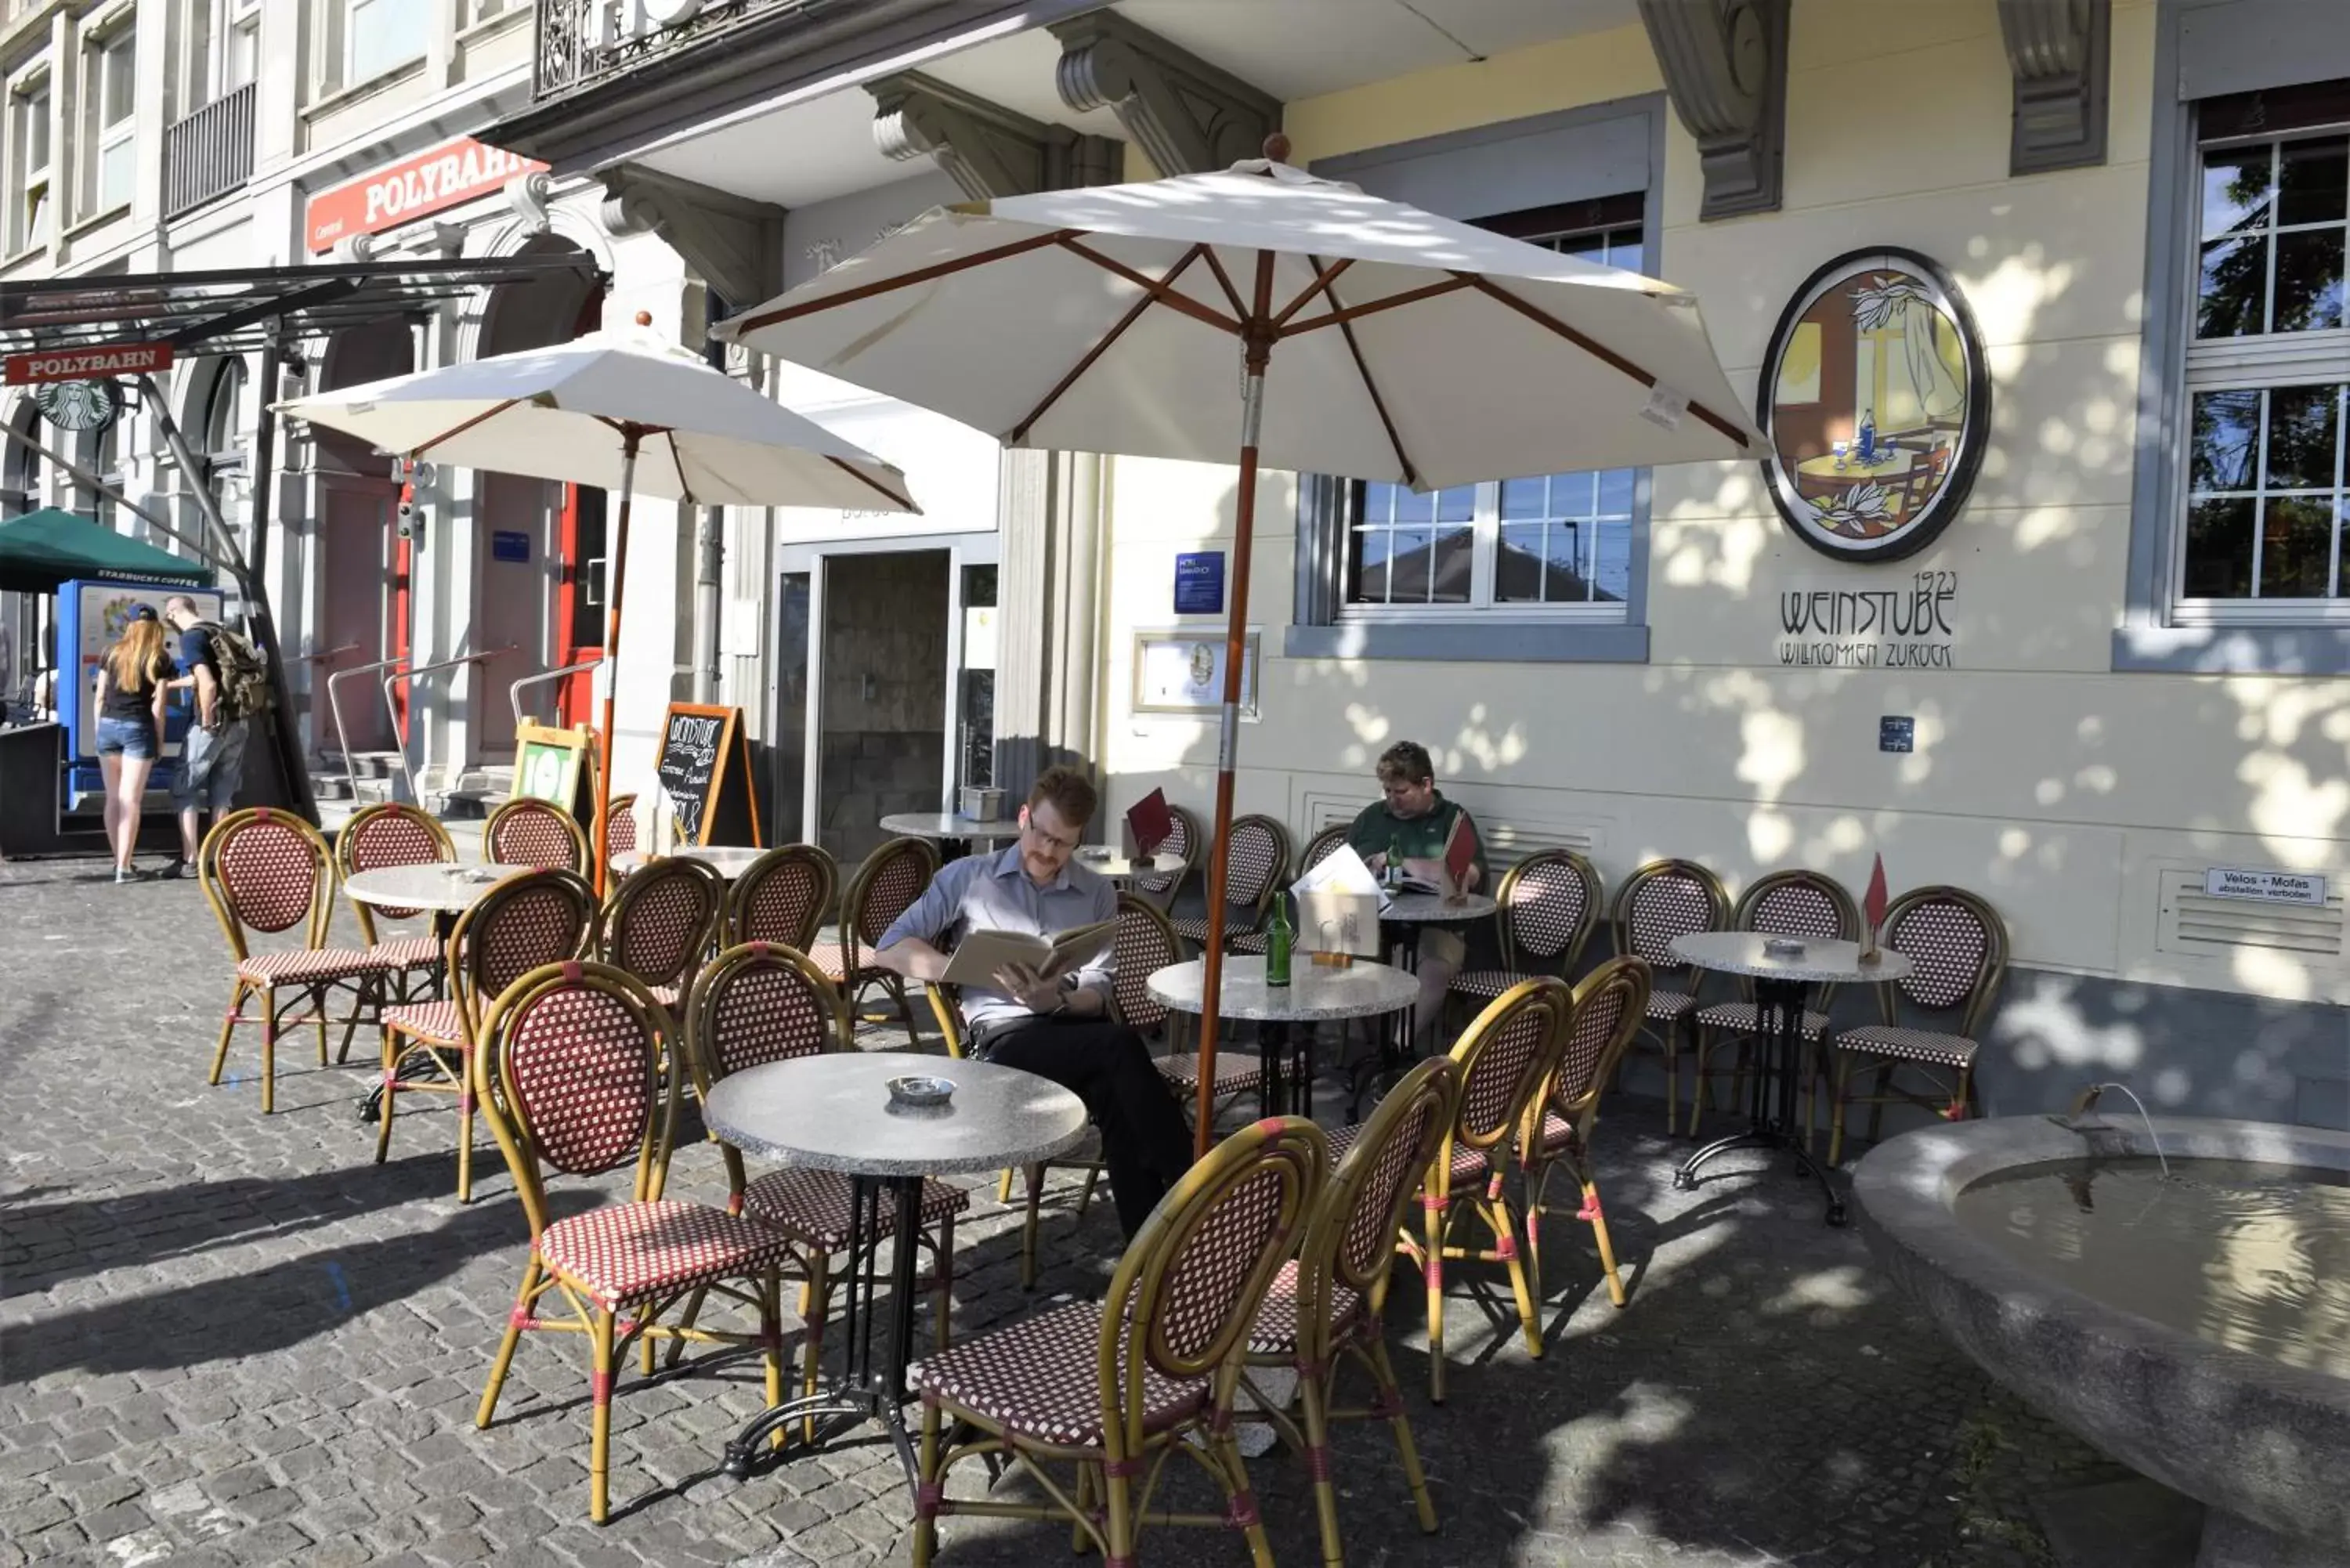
[679,945,967,1426]
[605,794,639,862]
[1388,975,1574,1404]
[1240,1056,1459,1565]
[591,856,724,1008]
[200,808,392,1115]
[472,961,790,1524]
[1519,957,1652,1310]
[908,1116,1328,1568]
[1126,802,1202,912]
[1686,870,1860,1139]
[810,836,938,1048]
[375,869,597,1202]
[334,802,457,1003]
[1607,858,1730,1132]
[1119,893,1264,1122]
[1820,887,2009,1166]
[484,796,589,873]
[1448,847,1603,1014]
[1229,824,1348,957]
[723,844,837,950]
[1168,813,1290,954]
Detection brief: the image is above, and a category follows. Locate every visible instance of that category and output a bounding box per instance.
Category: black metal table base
[1672,976,1846,1227]
[723,1173,924,1487]
[1255,1020,1319,1118]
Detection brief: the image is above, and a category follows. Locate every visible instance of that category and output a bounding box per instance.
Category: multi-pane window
[316,0,427,94]
[184,0,262,111]
[82,27,135,215]
[7,75,49,253]
[1343,195,1646,617]
[2179,81,2350,613]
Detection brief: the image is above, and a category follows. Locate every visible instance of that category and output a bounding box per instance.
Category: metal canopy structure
[0,254,604,356]
[0,252,609,828]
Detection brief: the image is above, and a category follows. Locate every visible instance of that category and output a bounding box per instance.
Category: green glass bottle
[1264,891,1293,987]
[1386,832,1405,891]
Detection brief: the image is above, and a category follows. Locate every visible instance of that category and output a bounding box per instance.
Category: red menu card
[1444,811,1478,891]
[1126,788,1173,854]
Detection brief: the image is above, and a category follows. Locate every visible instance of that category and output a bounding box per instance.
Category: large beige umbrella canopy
[281,315,914,885]
[723,141,1757,1150]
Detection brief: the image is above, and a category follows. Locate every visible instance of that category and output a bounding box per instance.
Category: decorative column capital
[868,72,1118,197]
[1049,9,1279,175]
[1638,0,1788,221]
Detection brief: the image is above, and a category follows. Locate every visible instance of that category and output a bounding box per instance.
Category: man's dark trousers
[971,1014,1195,1238]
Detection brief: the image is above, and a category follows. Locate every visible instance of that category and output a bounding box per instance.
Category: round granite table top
[1380,891,1499,925]
[700,1051,1090,1177]
[1147,955,1419,1024]
[343,862,531,913]
[877,814,1023,841]
[1670,930,1914,986]
[612,845,768,879]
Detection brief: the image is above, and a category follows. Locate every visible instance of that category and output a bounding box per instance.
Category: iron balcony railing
[533,0,853,96]
[163,83,256,220]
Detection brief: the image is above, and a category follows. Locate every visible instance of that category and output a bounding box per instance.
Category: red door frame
[553,482,599,728]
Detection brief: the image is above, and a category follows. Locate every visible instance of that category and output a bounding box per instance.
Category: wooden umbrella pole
[1191,250,1279,1157]
[592,427,641,898]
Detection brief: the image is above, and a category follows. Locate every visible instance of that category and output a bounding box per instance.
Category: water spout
[2057,1082,2172,1179]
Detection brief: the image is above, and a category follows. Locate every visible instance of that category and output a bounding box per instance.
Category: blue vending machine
[55,579,224,814]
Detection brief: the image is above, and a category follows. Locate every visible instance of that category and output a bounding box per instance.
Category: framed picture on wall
[1132,629,1260,719]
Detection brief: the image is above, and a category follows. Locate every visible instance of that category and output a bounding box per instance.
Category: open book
[940,919,1119,990]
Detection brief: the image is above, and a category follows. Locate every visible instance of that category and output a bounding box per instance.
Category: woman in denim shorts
[94,609,173,883]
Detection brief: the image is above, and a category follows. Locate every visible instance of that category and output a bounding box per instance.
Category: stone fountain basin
[1850,1115,2350,1562]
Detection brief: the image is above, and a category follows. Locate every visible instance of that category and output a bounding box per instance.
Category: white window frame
[316,0,428,97]
[2168,117,2350,623]
[80,19,136,220]
[182,0,262,114]
[6,66,51,257]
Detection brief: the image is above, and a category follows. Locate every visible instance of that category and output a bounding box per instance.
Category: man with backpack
[159,595,269,879]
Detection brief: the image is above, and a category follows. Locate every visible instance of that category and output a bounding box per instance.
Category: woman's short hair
[1376,741,1434,786]
[1027,765,1098,827]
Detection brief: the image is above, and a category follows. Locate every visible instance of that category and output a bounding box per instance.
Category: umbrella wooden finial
[633,309,653,327]
[1262,132,1292,165]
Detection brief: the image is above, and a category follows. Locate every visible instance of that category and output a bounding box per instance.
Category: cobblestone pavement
[0,854,2131,1567]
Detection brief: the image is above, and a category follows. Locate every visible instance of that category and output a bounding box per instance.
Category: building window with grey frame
[1289,97,1665,664]
[2117,0,2350,672]
[313,0,428,96]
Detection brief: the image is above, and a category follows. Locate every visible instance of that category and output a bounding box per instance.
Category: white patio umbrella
[720,139,1759,1150]
[280,313,915,887]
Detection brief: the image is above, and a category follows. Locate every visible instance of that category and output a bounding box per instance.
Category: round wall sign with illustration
[1755,247,1989,562]
[34,378,119,433]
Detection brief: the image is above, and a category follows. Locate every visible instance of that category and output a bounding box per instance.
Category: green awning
[0,508,212,594]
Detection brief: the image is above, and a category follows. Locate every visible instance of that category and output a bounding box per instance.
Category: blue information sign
[491,529,531,564]
[1879,715,1915,753]
[1173,551,1224,615]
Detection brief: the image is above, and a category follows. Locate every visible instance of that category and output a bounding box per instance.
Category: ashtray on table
[1762,938,1809,959]
[886,1075,955,1109]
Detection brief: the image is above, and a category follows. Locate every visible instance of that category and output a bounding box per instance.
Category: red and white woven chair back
[605,796,639,858]
[1331,1060,1456,1300]
[1743,873,1854,942]
[462,872,596,1013]
[1623,862,1723,966]
[212,811,325,937]
[1502,851,1596,964]
[851,839,935,951]
[497,966,663,1177]
[1131,807,1195,898]
[1220,816,1286,910]
[1122,1117,1325,1385]
[1884,891,2003,1017]
[692,946,839,1080]
[731,848,832,949]
[488,800,584,873]
[1550,957,1652,1115]
[1110,896,1181,1032]
[341,804,450,920]
[1451,978,1571,1154]
[599,862,718,992]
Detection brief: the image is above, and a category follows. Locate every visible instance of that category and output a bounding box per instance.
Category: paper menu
[1293,840,1382,900]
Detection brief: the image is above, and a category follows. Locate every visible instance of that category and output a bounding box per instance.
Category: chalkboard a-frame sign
[655,703,762,847]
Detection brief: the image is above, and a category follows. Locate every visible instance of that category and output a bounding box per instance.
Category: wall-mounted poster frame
[1132,628,1260,720]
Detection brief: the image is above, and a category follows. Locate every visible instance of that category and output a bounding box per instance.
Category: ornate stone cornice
[868,72,1118,198]
[596,164,785,309]
[1998,0,2110,174]
[1049,10,1279,175]
[1638,0,1788,221]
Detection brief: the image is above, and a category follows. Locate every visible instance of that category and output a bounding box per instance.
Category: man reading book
[873,766,1195,1239]
[1347,740,1491,1055]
